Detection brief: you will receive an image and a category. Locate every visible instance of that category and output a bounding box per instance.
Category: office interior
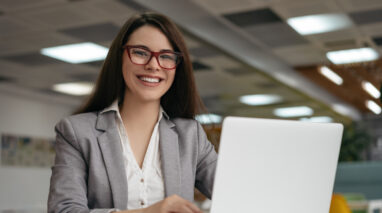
[0,0,381,212]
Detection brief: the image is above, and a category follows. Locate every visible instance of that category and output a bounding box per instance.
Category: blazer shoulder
[171,117,199,130]
[170,117,207,141]
[55,112,98,136]
[56,112,98,126]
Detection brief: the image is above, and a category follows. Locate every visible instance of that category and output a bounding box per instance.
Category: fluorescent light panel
[366,100,381,114]
[274,106,314,118]
[332,104,353,117]
[319,66,343,85]
[41,42,108,64]
[239,94,282,106]
[53,82,94,96]
[195,113,222,124]
[362,81,381,99]
[300,116,333,123]
[287,13,352,35]
[326,48,379,64]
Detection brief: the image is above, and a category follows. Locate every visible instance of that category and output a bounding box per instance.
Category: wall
[0,85,80,211]
[334,161,382,200]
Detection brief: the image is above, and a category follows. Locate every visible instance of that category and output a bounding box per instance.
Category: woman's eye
[160,54,176,60]
[132,49,149,56]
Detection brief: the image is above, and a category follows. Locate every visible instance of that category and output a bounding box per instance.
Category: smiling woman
[48,12,217,213]
[121,26,177,103]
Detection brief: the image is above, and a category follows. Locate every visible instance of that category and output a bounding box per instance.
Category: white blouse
[102,101,165,210]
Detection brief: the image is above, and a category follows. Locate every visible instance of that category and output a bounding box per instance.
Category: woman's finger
[185,202,201,213]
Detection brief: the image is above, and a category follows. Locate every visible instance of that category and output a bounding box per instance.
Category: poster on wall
[1,134,55,167]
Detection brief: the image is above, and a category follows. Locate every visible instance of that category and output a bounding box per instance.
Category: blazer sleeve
[194,121,218,199]
[48,118,118,213]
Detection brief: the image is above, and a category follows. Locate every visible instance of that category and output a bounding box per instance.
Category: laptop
[210,116,344,213]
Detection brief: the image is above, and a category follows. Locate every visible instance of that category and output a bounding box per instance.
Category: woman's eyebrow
[160,48,174,52]
[132,44,149,49]
[130,44,174,52]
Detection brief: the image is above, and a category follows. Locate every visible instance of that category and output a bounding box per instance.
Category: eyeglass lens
[129,47,179,69]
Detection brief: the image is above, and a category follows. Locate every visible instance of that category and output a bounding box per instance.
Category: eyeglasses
[123,45,182,70]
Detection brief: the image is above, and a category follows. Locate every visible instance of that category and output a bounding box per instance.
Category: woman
[48,12,217,213]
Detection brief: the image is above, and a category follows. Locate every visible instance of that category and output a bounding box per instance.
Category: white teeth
[139,76,160,83]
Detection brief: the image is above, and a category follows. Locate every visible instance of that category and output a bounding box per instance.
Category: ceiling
[0,0,381,124]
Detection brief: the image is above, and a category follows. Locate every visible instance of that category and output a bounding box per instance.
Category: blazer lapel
[159,118,181,197]
[96,111,128,209]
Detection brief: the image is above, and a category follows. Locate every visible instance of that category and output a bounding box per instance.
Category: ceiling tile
[3,52,63,66]
[245,22,307,48]
[223,8,282,27]
[224,67,255,76]
[349,8,382,25]
[38,88,79,98]
[59,22,120,42]
[337,0,382,12]
[254,81,280,89]
[193,0,266,14]
[18,4,98,29]
[359,22,382,37]
[0,32,78,56]
[118,0,148,12]
[84,60,104,69]
[0,0,52,10]
[189,46,220,58]
[183,34,203,49]
[0,17,33,36]
[202,56,242,72]
[373,36,382,46]
[272,44,326,66]
[0,75,13,83]
[324,39,358,50]
[192,61,212,71]
[0,60,31,79]
[86,1,134,24]
[273,1,338,18]
[305,28,358,43]
[70,72,98,82]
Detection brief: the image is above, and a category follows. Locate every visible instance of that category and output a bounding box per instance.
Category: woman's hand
[143,195,202,213]
[115,195,202,213]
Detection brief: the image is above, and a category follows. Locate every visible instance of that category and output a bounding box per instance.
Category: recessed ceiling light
[366,100,381,114]
[326,48,379,64]
[319,66,343,85]
[239,94,282,106]
[41,42,108,64]
[287,13,352,35]
[273,106,314,118]
[300,116,333,123]
[195,113,223,124]
[332,104,353,117]
[53,82,94,96]
[362,81,381,99]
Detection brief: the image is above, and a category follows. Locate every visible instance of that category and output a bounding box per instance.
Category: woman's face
[122,25,176,103]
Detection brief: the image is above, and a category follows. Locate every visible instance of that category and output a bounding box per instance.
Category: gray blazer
[48,110,218,213]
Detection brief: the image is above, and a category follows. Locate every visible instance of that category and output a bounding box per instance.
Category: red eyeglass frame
[123,45,183,70]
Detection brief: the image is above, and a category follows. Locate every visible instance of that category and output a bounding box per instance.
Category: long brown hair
[75,12,205,119]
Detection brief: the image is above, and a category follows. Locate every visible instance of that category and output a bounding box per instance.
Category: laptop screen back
[210,116,343,213]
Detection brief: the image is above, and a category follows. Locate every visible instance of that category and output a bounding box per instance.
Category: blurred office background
[0,0,381,212]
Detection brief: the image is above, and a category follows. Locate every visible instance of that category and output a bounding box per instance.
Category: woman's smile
[136,74,164,87]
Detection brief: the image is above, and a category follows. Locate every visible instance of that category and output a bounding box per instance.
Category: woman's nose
[145,56,161,71]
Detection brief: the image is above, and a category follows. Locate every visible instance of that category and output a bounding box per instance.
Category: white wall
[0,85,80,211]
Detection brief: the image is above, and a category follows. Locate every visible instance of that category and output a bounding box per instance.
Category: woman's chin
[136,92,164,103]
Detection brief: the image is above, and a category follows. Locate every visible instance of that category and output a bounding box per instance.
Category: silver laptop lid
[210,116,343,213]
